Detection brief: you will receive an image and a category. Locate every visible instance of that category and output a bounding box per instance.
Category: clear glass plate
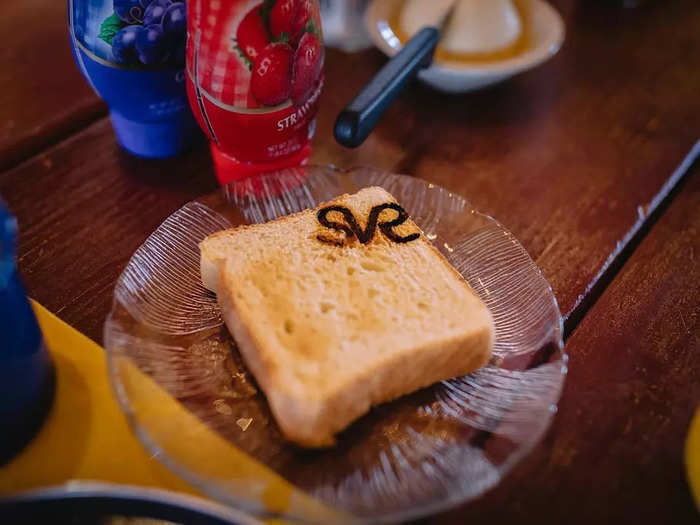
[104,166,567,523]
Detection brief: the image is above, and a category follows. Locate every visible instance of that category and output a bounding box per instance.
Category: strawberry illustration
[291,31,323,106]
[236,4,270,64]
[251,42,294,106]
[290,0,316,46]
[268,0,299,43]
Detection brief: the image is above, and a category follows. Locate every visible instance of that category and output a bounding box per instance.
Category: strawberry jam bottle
[186,0,324,184]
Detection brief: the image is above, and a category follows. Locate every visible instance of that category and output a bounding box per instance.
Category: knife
[334,5,455,148]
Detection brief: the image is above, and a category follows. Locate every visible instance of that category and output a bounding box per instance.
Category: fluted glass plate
[105,166,566,523]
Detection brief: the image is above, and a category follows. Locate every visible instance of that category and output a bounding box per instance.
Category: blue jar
[68,0,199,158]
[0,202,54,465]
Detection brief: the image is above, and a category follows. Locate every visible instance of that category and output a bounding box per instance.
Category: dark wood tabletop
[1,0,698,523]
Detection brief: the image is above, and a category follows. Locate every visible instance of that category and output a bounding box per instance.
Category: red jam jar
[186,0,325,183]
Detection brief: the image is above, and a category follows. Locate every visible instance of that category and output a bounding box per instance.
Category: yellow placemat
[686,404,700,511]
[0,302,342,522]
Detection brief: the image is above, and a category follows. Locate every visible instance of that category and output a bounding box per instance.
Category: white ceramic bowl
[365,0,565,93]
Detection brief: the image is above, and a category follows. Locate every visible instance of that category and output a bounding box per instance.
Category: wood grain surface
[0,120,216,340]
[3,0,697,342]
[0,0,699,521]
[0,0,105,171]
[438,170,699,523]
[313,0,700,324]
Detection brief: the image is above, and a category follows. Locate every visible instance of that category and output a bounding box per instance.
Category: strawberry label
[186,0,324,167]
[290,31,322,106]
[250,42,294,105]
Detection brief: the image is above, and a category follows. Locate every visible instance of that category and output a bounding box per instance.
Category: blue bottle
[0,202,54,465]
[68,0,199,158]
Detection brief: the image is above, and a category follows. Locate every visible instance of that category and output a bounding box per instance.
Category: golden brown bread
[200,187,494,447]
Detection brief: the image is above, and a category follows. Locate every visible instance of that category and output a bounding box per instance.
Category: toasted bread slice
[200,187,494,447]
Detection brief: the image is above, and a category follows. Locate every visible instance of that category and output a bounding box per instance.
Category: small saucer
[365,0,565,93]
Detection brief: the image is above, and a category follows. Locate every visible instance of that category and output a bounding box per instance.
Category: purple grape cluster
[111,0,186,67]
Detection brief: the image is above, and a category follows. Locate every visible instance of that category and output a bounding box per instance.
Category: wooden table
[1,0,698,522]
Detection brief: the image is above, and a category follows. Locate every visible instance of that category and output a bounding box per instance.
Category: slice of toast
[200,187,494,447]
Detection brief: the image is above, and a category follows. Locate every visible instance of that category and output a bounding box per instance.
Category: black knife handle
[334,27,439,148]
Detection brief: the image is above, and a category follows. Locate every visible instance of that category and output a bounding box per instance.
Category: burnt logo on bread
[316,203,420,247]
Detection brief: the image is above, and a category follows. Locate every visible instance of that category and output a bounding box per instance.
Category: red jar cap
[210,143,312,185]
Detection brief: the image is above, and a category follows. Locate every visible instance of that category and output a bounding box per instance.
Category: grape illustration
[143,0,172,26]
[105,0,184,67]
[112,25,144,64]
[136,24,169,65]
[114,0,144,24]
[162,3,186,38]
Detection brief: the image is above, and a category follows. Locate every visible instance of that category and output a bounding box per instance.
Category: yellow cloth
[686,404,700,511]
[0,302,341,523]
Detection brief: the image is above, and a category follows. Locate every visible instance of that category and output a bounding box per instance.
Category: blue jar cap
[0,201,48,414]
[0,204,18,288]
[110,109,199,159]
[0,203,41,358]
[0,202,54,462]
